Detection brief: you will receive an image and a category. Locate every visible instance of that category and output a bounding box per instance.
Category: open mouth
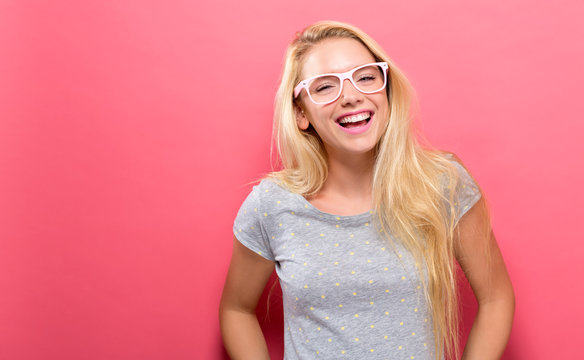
[337,111,372,128]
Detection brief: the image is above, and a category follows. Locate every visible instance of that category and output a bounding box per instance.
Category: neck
[307,148,376,214]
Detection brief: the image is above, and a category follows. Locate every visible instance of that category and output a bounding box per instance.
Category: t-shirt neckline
[291,191,374,221]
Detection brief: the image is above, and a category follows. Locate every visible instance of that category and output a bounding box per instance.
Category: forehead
[301,37,376,79]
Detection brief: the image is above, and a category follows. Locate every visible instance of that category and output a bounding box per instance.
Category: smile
[335,111,373,134]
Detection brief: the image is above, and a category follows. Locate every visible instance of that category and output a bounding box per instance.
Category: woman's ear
[295,104,310,130]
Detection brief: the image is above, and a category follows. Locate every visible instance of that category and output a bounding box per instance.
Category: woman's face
[296,37,390,160]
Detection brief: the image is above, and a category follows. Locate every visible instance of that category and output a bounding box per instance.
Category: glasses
[294,62,389,105]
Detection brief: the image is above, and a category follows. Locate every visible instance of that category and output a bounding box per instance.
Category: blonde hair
[266,20,491,360]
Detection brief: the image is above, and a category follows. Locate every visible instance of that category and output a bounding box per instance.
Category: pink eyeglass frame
[293,62,389,105]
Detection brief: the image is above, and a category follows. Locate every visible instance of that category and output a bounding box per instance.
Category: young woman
[219,21,515,360]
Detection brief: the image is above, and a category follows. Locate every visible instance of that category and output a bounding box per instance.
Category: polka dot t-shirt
[233,160,481,359]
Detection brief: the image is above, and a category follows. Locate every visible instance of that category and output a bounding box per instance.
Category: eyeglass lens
[307,64,385,104]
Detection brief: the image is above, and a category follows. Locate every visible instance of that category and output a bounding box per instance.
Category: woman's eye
[358,75,376,82]
[315,84,334,92]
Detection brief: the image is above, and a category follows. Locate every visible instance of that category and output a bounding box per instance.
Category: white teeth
[339,112,371,124]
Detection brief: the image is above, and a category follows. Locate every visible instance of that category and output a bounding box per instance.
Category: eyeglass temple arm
[294,82,305,98]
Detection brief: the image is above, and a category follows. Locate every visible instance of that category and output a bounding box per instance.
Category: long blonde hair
[267,20,490,360]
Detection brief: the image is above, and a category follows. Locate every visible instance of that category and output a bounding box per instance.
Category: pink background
[1,0,583,359]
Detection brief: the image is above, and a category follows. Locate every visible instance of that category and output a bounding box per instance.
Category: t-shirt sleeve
[233,184,275,261]
[450,159,482,224]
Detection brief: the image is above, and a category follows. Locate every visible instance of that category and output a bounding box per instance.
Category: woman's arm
[454,195,515,360]
[219,236,276,360]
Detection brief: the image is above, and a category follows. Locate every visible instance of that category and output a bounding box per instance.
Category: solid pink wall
[1,0,582,359]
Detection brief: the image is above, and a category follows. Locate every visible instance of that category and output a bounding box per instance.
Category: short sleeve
[233,184,275,261]
[450,159,482,224]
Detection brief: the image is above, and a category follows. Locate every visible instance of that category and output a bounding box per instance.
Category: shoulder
[252,177,291,197]
[437,151,474,179]
[241,178,281,198]
[440,151,463,166]
[439,151,483,220]
[434,150,481,197]
[447,153,478,186]
[243,177,298,209]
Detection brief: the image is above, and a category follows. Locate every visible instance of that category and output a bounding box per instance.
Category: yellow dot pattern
[232,180,458,358]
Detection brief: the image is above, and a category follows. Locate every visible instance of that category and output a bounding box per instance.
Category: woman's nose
[339,78,363,105]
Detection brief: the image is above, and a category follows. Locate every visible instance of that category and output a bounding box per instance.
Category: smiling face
[295,37,390,160]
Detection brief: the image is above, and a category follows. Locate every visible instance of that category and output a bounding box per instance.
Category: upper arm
[454,195,514,306]
[220,235,276,314]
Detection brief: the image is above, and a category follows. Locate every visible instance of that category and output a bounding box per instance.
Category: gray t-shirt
[233,159,481,360]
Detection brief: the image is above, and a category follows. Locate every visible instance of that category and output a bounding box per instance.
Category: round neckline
[292,192,373,221]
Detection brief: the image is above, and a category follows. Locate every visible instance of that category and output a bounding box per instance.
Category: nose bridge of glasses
[340,74,362,96]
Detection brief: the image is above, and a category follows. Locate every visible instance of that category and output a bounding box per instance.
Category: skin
[294,38,389,215]
[452,157,515,360]
[219,38,514,359]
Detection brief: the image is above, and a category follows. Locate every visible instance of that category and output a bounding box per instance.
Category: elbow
[504,279,516,316]
[218,299,225,329]
[218,292,231,327]
[505,285,517,313]
[477,285,516,321]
